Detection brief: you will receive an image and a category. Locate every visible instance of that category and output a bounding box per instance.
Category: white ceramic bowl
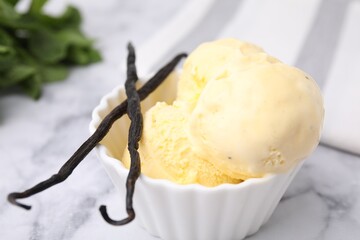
[89,73,302,240]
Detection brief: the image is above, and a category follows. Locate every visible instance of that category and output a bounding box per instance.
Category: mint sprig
[0,0,101,99]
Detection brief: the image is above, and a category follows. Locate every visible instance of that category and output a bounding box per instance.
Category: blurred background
[1,0,359,239]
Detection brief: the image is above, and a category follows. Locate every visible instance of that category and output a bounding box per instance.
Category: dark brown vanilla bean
[7,49,187,211]
[99,43,142,225]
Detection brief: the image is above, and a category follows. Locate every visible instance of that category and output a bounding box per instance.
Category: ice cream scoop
[123,100,241,186]
[123,38,324,184]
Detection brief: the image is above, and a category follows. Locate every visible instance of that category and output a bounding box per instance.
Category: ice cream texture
[122,39,324,186]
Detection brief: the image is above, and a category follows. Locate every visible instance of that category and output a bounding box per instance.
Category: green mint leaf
[0,29,17,71]
[0,0,20,22]
[87,47,102,62]
[55,6,82,28]
[0,45,16,71]
[57,28,92,47]
[33,6,81,29]
[20,73,42,99]
[29,0,47,14]
[40,64,69,83]
[4,0,20,7]
[0,65,36,88]
[28,29,67,63]
[66,45,101,65]
[0,28,14,45]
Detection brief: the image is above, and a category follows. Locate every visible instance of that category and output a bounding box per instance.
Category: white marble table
[1,0,360,239]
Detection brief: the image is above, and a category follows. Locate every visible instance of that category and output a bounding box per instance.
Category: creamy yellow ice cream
[123,101,241,186]
[122,39,324,185]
